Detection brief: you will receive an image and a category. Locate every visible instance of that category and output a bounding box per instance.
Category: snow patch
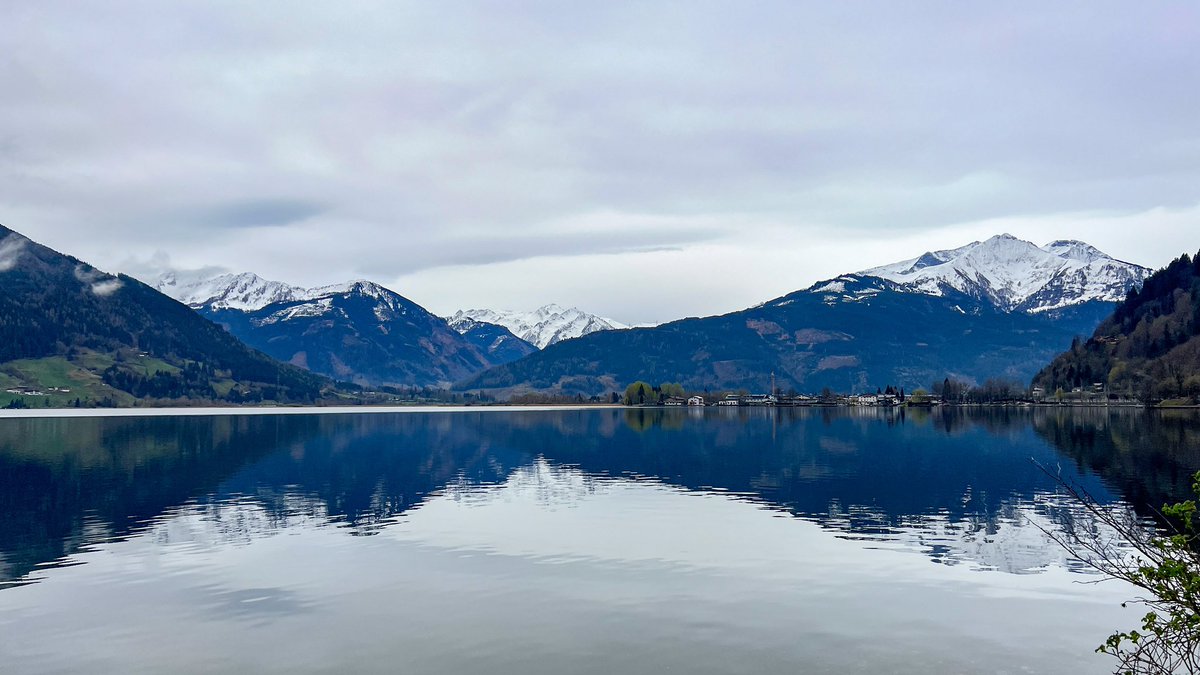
[253,298,335,326]
[811,281,845,294]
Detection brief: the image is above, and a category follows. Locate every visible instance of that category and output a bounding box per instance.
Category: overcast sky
[2,1,1198,324]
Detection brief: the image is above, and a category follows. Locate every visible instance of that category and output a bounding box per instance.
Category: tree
[1040,465,1200,673]
[622,381,653,406]
[1183,375,1200,401]
[934,377,970,403]
[659,382,685,399]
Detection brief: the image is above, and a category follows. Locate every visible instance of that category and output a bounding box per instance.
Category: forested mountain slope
[459,277,1115,397]
[1034,251,1200,402]
[0,225,327,406]
[201,281,496,387]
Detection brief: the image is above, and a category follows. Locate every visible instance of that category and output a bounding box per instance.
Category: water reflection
[1,407,1198,589]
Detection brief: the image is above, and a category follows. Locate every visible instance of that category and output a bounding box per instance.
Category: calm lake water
[2,406,1200,674]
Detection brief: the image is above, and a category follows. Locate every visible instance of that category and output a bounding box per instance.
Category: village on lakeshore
[621,376,1156,408]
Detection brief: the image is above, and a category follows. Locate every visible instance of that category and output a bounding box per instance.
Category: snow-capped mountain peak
[307,279,395,303]
[156,272,416,317]
[1040,239,1108,263]
[853,234,1150,313]
[450,305,629,349]
[155,271,308,311]
[446,315,487,333]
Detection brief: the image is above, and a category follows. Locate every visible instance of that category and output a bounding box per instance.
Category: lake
[2,406,1199,674]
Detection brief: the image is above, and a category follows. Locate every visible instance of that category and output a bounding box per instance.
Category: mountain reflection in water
[2,407,1197,589]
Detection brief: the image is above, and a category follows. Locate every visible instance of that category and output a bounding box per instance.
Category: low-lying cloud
[73,264,123,296]
[90,278,124,296]
[0,233,27,272]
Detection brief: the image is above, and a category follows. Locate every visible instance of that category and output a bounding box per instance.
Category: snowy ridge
[446,315,494,335]
[853,234,1150,313]
[450,304,629,349]
[306,280,396,304]
[157,273,412,315]
[156,271,308,311]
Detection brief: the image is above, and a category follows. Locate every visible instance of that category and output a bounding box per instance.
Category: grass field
[0,351,176,408]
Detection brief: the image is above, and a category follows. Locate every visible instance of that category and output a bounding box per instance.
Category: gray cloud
[0,1,1197,321]
[181,198,328,229]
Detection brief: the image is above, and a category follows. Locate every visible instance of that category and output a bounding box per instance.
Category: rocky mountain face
[460,235,1150,396]
[449,304,628,349]
[0,226,327,406]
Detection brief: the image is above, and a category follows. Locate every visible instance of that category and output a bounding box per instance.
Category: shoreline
[0,404,625,419]
[3,401,1198,419]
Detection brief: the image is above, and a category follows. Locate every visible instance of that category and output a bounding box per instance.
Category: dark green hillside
[1034,250,1200,403]
[0,225,327,406]
[460,276,1114,397]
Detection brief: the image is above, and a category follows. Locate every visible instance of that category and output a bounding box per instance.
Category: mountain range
[155,274,531,388]
[154,272,627,387]
[0,226,1157,404]
[460,234,1151,396]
